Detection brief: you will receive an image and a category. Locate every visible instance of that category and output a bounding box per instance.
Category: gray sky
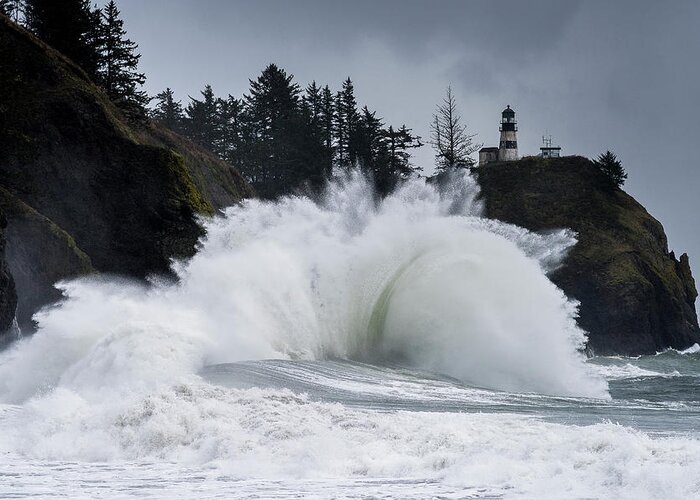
[120,0,700,291]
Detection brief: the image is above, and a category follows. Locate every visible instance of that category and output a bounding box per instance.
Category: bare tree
[430,85,481,170]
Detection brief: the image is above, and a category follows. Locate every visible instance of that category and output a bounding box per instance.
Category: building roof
[502,105,515,116]
[480,147,499,152]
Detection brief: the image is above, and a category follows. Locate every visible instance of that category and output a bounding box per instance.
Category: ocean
[1,172,698,499]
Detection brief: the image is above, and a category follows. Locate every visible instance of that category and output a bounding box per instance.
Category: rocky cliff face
[0,208,17,337]
[0,16,253,333]
[476,156,699,355]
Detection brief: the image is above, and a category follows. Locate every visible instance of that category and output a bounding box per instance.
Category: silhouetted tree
[185,84,221,153]
[150,88,184,133]
[385,125,422,178]
[318,85,335,171]
[98,1,147,113]
[430,85,480,170]
[303,81,322,125]
[334,77,359,168]
[243,64,303,196]
[24,0,100,78]
[218,94,244,168]
[593,150,627,188]
[355,106,386,173]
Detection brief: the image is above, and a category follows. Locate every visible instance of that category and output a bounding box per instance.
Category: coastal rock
[0,208,17,336]
[476,156,699,355]
[0,188,93,331]
[0,16,253,336]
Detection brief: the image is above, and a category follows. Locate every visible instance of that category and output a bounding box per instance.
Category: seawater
[0,172,698,499]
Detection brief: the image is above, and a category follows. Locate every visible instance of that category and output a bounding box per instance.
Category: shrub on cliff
[593,150,627,188]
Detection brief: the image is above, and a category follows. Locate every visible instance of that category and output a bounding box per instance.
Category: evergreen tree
[24,0,99,78]
[243,64,303,196]
[98,1,147,112]
[355,106,387,174]
[334,78,359,168]
[430,85,480,170]
[385,125,422,178]
[303,81,322,126]
[218,94,244,168]
[318,85,335,171]
[150,88,184,133]
[185,84,221,154]
[593,150,627,188]
[83,5,103,78]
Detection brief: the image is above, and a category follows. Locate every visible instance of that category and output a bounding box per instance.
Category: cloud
[120,0,700,291]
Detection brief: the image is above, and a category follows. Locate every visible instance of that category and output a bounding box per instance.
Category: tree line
[1,0,146,117]
[150,67,423,198]
[2,0,487,198]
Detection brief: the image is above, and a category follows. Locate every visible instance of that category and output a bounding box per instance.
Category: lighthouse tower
[498,105,518,161]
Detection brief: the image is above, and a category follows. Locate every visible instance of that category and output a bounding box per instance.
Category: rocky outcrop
[476,156,699,355]
[0,208,17,336]
[0,188,93,330]
[0,16,253,335]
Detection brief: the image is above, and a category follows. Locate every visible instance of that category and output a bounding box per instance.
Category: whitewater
[0,171,698,499]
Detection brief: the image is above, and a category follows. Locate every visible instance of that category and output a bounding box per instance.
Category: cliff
[0,16,253,332]
[476,156,699,355]
[0,208,17,337]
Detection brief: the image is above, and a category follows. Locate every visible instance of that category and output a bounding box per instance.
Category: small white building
[539,135,561,158]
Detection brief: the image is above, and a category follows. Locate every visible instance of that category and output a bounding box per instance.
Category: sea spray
[0,170,606,405]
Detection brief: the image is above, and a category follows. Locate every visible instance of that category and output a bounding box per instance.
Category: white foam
[678,343,700,355]
[0,171,606,403]
[2,384,697,499]
[591,362,672,380]
[0,170,619,495]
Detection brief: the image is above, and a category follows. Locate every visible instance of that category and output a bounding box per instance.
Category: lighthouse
[498,105,518,161]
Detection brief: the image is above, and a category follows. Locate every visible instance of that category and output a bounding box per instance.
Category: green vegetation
[8,0,147,118]
[151,65,422,198]
[593,150,627,188]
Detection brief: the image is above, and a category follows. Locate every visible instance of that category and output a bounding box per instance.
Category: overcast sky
[120,0,700,288]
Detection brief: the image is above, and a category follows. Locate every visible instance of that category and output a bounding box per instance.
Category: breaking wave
[0,171,605,404]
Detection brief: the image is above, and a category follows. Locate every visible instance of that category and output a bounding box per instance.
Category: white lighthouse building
[479,105,519,166]
[498,105,518,161]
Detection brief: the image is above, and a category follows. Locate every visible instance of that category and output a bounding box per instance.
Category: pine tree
[218,94,244,167]
[430,85,480,170]
[185,84,221,154]
[355,106,386,174]
[83,5,103,79]
[24,0,99,78]
[98,1,147,112]
[593,150,627,188]
[318,85,335,171]
[303,81,322,126]
[334,78,359,168]
[385,125,422,178]
[243,64,302,195]
[150,88,184,133]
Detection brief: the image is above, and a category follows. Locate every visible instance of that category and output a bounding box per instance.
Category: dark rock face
[0,208,17,335]
[476,156,699,355]
[0,16,253,335]
[0,188,93,330]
